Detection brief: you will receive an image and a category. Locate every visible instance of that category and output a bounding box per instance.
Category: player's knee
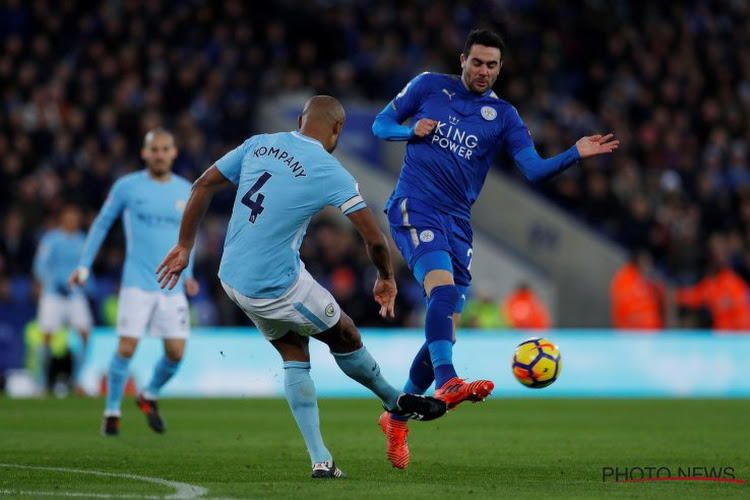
[117,338,138,358]
[430,284,460,309]
[337,314,363,351]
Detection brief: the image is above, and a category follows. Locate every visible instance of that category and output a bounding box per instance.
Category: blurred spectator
[502,283,551,330]
[0,210,35,276]
[461,288,507,329]
[1,1,749,328]
[675,233,750,331]
[610,248,665,330]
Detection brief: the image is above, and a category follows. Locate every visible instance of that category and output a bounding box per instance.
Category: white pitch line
[0,464,208,499]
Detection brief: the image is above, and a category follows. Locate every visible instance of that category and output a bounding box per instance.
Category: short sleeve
[326,162,366,215]
[503,106,534,157]
[215,139,251,184]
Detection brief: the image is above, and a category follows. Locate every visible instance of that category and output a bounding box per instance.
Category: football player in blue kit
[156,95,447,478]
[373,28,619,468]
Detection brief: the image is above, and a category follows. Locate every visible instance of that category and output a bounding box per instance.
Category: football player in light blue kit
[33,203,92,393]
[373,28,619,468]
[68,128,200,436]
[157,96,447,479]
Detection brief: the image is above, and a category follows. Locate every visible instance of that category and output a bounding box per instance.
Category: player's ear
[333,120,343,136]
[297,115,303,130]
[460,53,466,69]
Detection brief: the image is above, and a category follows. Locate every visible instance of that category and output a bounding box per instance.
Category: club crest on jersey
[175,199,186,212]
[325,303,336,317]
[481,106,497,121]
[419,230,435,243]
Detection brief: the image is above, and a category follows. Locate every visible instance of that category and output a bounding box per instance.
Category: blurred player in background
[157,95,447,479]
[68,128,199,436]
[372,28,619,468]
[32,203,92,394]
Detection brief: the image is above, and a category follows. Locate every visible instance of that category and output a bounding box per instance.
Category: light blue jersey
[33,229,87,296]
[79,170,193,294]
[215,131,366,299]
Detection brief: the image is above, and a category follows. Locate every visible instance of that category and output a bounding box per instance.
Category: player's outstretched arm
[513,133,619,183]
[346,207,397,319]
[157,165,233,290]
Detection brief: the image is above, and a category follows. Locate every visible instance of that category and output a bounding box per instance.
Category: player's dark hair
[463,29,505,59]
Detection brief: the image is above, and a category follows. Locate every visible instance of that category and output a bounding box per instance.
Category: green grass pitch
[1,397,748,499]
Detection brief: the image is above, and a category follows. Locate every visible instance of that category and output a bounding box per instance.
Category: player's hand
[185,277,200,297]
[413,118,437,138]
[373,276,397,319]
[156,244,190,291]
[67,267,89,291]
[575,133,619,159]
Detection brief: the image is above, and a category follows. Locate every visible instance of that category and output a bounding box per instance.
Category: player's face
[142,133,177,177]
[460,44,503,94]
[60,207,80,232]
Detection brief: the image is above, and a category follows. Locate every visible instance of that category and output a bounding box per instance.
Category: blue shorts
[386,197,473,288]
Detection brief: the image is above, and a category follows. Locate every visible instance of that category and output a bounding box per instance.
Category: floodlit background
[1,0,749,398]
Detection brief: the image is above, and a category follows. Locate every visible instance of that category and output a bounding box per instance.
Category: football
[512,337,562,388]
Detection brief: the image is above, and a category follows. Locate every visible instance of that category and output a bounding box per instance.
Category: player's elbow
[371,115,387,139]
[524,169,545,184]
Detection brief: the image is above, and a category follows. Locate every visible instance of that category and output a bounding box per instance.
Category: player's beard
[148,161,172,179]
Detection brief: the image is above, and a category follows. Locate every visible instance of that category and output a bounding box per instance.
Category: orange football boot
[434,377,494,410]
[378,411,410,469]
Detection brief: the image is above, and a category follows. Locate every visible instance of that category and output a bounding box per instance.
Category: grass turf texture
[1,398,748,499]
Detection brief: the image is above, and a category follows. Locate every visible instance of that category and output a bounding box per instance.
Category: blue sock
[105,353,131,416]
[283,361,331,465]
[332,346,400,411]
[407,342,435,391]
[391,342,435,422]
[144,356,181,399]
[425,284,459,388]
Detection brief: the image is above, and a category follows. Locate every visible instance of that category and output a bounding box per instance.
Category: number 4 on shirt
[241,172,272,223]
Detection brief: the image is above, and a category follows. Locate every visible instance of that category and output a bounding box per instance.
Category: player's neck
[147,170,172,182]
[297,128,328,150]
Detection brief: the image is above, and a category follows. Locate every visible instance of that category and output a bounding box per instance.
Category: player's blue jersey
[33,229,87,296]
[215,131,366,299]
[383,72,534,220]
[79,170,193,294]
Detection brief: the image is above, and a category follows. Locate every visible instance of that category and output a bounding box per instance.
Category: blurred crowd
[1,0,749,330]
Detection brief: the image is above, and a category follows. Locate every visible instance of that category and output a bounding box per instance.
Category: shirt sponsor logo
[430,120,478,160]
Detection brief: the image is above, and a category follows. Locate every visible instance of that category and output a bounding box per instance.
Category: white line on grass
[0,463,208,499]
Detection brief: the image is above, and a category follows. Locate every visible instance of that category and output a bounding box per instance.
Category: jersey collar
[291,131,325,149]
